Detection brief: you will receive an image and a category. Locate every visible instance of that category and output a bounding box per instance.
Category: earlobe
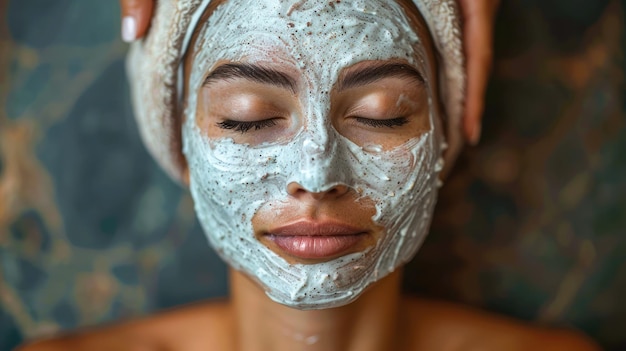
[438,140,456,181]
[181,161,191,187]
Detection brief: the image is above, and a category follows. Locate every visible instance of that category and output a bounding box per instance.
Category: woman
[20,0,600,350]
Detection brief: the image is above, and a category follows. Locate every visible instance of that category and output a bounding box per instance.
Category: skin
[457,0,500,144]
[14,1,601,350]
[18,272,601,351]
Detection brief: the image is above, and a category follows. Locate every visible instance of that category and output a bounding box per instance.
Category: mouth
[264,221,370,260]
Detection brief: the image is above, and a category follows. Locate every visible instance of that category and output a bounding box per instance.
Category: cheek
[195,91,217,136]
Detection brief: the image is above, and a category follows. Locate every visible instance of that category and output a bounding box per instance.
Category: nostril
[287,182,305,196]
[287,182,349,199]
[329,185,348,196]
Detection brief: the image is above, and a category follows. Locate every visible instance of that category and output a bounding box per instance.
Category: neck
[230,268,407,351]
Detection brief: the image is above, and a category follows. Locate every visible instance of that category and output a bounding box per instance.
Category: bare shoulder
[16,299,234,351]
[402,296,602,351]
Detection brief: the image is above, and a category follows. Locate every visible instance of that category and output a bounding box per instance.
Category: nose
[287,182,350,200]
[288,128,352,199]
[294,136,348,191]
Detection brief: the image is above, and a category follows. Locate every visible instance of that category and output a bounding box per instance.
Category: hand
[457,0,500,145]
[120,0,154,42]
[119,0,500,145]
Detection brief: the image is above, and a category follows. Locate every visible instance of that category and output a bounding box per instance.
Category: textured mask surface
[183,0,444,309]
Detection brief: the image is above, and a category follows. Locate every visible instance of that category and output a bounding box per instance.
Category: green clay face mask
[182,0,445,309]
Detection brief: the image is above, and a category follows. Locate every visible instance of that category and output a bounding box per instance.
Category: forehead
[203,0,428,27]
[189,0,433,70]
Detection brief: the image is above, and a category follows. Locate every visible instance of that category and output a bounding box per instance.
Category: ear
[436,65,465,181]
[177,118,191,187]
[178,68,191,188]
[432,89,462,182]
[439,129,463,181]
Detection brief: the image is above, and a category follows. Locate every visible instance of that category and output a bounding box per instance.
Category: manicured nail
[469,123,482,145]
[122,16,137,42]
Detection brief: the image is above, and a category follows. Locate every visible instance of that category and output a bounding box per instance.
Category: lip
[266,221,368,260]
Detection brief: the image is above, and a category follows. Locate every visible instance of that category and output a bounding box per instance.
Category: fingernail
[470,123,482,145]
[122,16,137,42]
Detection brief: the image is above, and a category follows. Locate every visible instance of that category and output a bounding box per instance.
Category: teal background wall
[1,0,624,349]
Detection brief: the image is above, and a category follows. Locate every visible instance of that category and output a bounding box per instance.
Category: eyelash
[216,116,408,133]
[216,119,278,133]
[355,116,409,128]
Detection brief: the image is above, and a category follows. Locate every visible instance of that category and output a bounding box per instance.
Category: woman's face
[182,0,444,309]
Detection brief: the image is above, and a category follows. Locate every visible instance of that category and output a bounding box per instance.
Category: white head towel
[126,0,465,182]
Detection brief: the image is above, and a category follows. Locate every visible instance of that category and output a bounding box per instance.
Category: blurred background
[0,0,624,349]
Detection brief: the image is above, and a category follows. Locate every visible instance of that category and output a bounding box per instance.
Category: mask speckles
[182,0,444,310]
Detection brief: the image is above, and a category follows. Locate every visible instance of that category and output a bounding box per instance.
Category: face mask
[182,0,445,309]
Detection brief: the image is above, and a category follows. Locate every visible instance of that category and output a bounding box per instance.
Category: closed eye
[354,116,408,128]
[216,119,279,133]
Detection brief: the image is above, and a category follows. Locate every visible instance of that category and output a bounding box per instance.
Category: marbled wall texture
[1,0,624,349]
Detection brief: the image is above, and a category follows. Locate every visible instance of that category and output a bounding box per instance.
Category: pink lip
[266,221,367,259]
[270,221,365,237]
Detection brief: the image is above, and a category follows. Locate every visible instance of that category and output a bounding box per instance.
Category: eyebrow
[203,63,297,93]
[202,62,424,93]
[336,62,425,91]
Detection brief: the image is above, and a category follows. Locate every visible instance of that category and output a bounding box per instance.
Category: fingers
[120,0,155,42]
[458,0,500,145]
